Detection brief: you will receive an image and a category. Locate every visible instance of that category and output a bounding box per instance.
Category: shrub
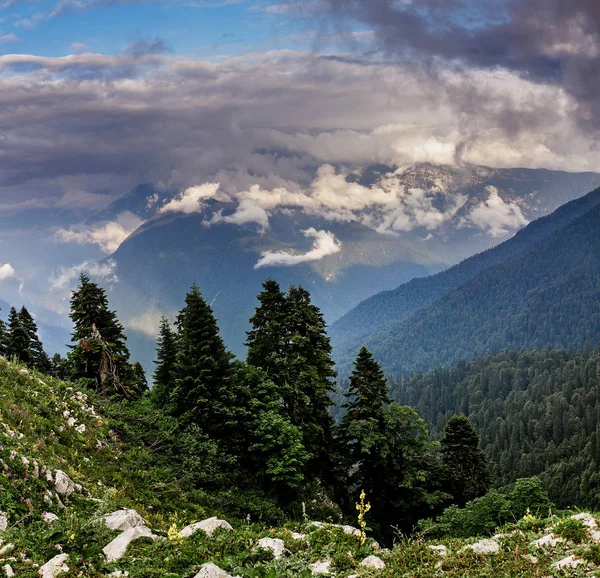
[554,518,588,544]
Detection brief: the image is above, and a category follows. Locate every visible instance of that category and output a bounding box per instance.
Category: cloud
[123,306,164,337]
[70,42,88,53]
[0,263,16,282]
[208,199,270,231]
[124,38,171,57]
[0,34,20,44]
[462,186,529,237]
[55,211,144,253]
[48,259,119,290]
[255,227,342,268]
[159,183,230,214]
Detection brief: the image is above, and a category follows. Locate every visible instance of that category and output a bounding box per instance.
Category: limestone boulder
[38,554,69,578]
[103,526,158,563]
[180,517,233,538]
[103,509,146,531]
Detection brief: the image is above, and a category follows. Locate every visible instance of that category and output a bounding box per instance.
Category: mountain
[107,207,443,367]
[336,195,600,375]
[93,183,167,222]
[391,347,600,510]
[330,186,600,363]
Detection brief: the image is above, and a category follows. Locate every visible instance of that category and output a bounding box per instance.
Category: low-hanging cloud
[254,227,342,268]
[55,211,144,254]
[207,199,270,231]
[48,259,119,290]
[159,183,231,215]
[0,263,16,282]
[462,187,529,238]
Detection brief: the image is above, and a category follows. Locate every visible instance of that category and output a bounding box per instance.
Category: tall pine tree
[247,282,336,481]
[6,306,29,362]
[152,316,178,408]
[18,307,50,372]
[440,415,490,506]
[68,274,133,396]
[169,284,234,436]
[0,307,7,357]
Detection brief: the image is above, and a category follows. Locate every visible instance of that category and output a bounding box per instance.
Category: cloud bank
[48,259,119,290]
[55,211,144,254]
[255,227,342,268]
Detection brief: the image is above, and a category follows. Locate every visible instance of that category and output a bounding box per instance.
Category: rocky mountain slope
[2,358,600,577]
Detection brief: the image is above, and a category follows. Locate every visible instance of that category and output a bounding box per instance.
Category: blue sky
[0,1,311,58]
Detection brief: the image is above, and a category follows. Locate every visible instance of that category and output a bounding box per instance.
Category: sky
[1,0,600,329]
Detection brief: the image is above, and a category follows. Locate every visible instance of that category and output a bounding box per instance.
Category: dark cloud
[124,37,172,57]
[296,0,600,138]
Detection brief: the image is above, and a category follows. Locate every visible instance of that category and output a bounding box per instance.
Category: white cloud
[0,263,16,282]
[255,227,341,268]
[0,34,20,44]
[48,259,119,290]
[160,183,230,214]
[207,199,270,231]
[146,192,160,210]
[55,211,144,254]
[463,186,529,237]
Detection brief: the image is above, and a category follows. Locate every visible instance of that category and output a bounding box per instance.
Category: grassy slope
[1,358,600,577]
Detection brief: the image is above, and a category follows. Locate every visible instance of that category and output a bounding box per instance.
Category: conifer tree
[248,282,336,480]
[152,316,178,408]
[68,273,133,395]
[132,362,148,395]
[6,306,29,362]
[0,309,7,356]
[440,415,490,506]
[246,278,287,381]
[170,284,234,435]
[18,306,49,371]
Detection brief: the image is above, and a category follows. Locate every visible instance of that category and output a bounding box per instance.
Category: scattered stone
[41,512,59,524]
[3,564,14,577]
[107,572,130,577]
[38,554,69,578]
[256,538,285,559]
[180,517,233,538]
[0,512,7,532]
[527,555,538,564]
[54,470,75,497]
[590,530,600,544]
[290,532,307,540]
[530,534,564,548]
[360,555,386,569]
[103,526,158,563]
[309,560,331,575]
[75,424,86,434]
[0,544,14,556]
[193,563,239,578]
[571,512,597,529]
[552,555,584,570]
[460,539,500,555]
[102,509,146,531]
[428,545,448,557]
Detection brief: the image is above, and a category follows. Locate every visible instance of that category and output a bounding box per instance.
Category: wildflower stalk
[356,489,371,548]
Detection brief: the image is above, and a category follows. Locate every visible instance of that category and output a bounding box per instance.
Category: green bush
[554,518,588,544]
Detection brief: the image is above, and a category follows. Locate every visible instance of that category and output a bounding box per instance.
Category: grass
[2,357,600,577]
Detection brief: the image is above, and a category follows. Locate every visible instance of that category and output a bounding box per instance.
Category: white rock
[552,555,584,570]
[590,530,600,544]
[571,512,597,529]
[460,539,499,555]
[309,560,331,575]
[42,512,59,524]
[530,534,564,548]
[193,563,239,578]
[428,545,448,557]
[0,512,7,532]
[38,554,69,578]
[66,417,76,428]
[75,424,86,434]
[102,526,158,562]
[290,532,307,540]
[360,555,386,569]
[180,517,233,538]
[0,544,14,555]
[54,470,75,497]
[102,509,146,531]
[256,538,285,559]
[107,572,130,577]
[3,564,14,577]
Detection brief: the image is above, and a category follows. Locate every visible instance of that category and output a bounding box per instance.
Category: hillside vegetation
[5,358,600,577]
[335,196,600,376]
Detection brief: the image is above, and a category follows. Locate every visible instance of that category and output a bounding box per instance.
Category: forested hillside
[392,348,600,510]
[331,187,600,367]
[339,199,600,375]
